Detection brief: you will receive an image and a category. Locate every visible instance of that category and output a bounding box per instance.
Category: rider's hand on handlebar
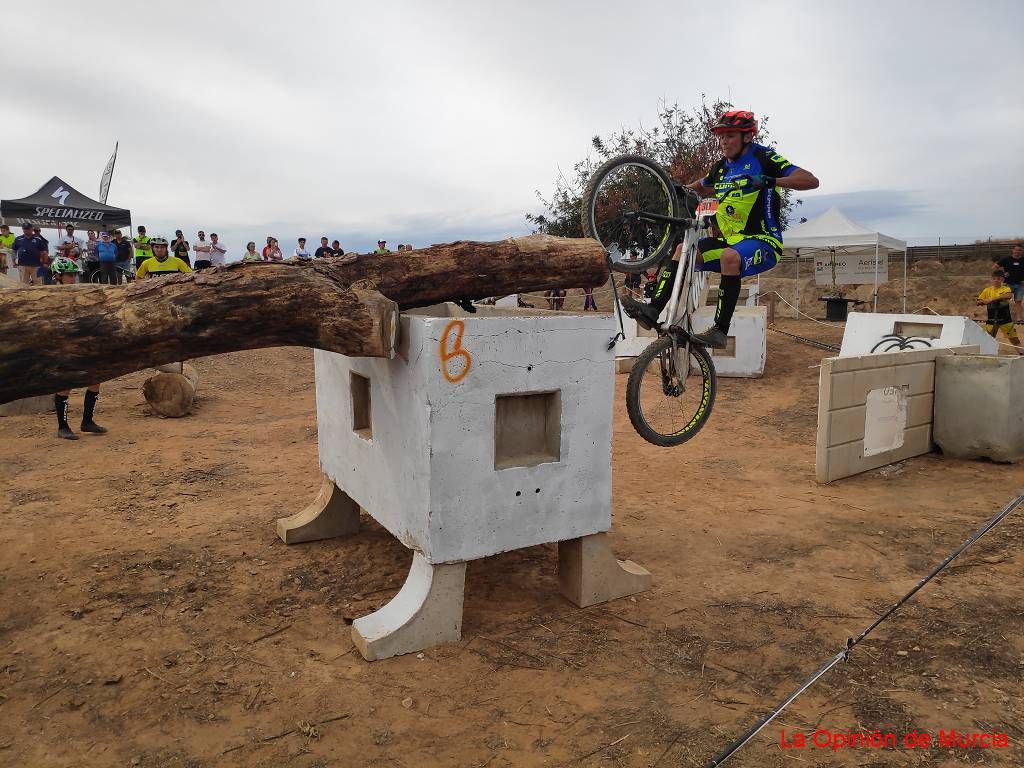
[736,174,776,191]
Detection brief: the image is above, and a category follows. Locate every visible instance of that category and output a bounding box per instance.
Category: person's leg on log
[691,236,779,349]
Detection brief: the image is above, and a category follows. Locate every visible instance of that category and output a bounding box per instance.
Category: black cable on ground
[706,492,1024,768]
[768,325,840,353]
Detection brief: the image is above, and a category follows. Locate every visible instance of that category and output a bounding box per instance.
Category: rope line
[706,493,1024,767]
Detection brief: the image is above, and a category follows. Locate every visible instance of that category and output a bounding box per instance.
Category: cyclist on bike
[622,110,818,348]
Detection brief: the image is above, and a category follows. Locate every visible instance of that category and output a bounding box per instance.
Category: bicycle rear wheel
[625,336,716,447]
[581,154,680,274]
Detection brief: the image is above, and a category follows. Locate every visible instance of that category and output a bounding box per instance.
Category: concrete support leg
[352,552,466,661]
[558,532,651,608]
[276,475,361,544]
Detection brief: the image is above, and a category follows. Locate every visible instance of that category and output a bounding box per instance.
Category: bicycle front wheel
[625,336,716,447]
[581,155,680,274]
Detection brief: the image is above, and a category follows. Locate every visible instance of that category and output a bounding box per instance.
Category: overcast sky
[4,0,1022,256]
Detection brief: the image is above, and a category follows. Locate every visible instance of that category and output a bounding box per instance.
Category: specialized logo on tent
[51,186,70,206]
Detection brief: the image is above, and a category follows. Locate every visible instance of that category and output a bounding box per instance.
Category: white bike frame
[659,199,718,332]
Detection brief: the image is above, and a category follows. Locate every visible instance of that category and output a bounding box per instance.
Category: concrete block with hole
[692,305,766,378]
[839,312,997,357]
[277,304,651,660]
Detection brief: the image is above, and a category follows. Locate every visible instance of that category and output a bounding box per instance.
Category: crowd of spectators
[0,225,409,285]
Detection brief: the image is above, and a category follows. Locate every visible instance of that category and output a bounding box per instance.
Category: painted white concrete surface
[839,312,997,357]
[692,306,767,378]
[314,305,616,564]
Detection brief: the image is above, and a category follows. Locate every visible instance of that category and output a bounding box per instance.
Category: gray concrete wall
[933,355,1024,463]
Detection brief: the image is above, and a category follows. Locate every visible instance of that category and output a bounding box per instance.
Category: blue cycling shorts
[697,236,781,278]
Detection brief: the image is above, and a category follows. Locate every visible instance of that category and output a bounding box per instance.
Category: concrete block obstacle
[612,299,766,378]
[815,345,979,483]
[277,304,651,660]
[839,312,997,357]
[692,305,767,378]
[933,355,1024,463]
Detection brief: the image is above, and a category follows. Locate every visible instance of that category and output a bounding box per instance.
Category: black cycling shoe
[80,420,108,434]
[690,325,728,349]
[620,296,661,330]
[58,426,79,440]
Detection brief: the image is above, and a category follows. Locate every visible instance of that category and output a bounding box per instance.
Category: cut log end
[143,363,198,418]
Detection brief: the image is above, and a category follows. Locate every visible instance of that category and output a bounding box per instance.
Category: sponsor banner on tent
[1,176,131,231]
[814,247,889,286]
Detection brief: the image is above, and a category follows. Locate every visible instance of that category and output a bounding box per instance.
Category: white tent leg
[872,242,879,312]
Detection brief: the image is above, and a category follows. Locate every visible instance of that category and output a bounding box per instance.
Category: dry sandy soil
[1,318,1022,768]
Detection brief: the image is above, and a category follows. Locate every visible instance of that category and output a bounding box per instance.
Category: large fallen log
[0,235,606,403]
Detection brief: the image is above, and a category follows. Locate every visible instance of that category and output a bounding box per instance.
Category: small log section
[143,362,199,417]
[0,235,607,403]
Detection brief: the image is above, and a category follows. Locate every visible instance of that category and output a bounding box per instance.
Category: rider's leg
[54,389,78,440]
[693,239,777,348]
[620,242,684,328]
[81,384,107,434]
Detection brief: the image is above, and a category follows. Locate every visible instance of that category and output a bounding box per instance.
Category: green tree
[527,96,802,237]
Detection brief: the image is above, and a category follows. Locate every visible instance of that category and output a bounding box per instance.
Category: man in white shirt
[294,237,311,259]
[193,230,212,269]
[209,233,227,267]
[58,224,85,280]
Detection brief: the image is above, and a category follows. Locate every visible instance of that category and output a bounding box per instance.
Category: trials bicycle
[581,154,726,447]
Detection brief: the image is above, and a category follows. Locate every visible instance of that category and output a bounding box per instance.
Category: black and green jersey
[703,142,798,245]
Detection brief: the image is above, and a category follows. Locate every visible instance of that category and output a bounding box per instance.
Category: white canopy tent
[783,207,908,312]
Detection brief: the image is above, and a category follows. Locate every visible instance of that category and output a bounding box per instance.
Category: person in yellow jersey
[0,223,14,275]
[136,237,193,278]
[977,270,1022,354]
[132,225,153,269]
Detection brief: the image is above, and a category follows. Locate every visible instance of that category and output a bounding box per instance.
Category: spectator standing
[209,233,227,267]
[314,237,332,258]
[331,239,344,257]
[0,224,14,275]
[977,269,1023,353]
[51,255,107,439]
[997,244,1024,324]
[171,230,191,266]
[375,239,390,254]
[84,230,100,280]
[136,237,193,278]
[96,232,119,284]
[262,237,283,262]
[132,225,153,269]
[583,286,598,311]
[29,226,51,284]
[12,223,47,285]
[113,230,133,283]
[58,224,85,279]
[294,238,311,259]
[242,241,261,262]
[193,230,212,269]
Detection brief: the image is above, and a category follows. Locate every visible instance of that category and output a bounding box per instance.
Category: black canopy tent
[1,176,131,231]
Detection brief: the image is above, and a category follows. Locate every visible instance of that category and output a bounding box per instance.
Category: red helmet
[712,110,758,135]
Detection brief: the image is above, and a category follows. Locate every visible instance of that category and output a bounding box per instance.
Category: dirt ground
[1,319,1022,768]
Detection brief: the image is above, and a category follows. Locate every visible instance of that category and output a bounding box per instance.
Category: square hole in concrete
[494,391,561,470]
[350,372,372,440]
[892,321,943,339]
[711,336,737,358]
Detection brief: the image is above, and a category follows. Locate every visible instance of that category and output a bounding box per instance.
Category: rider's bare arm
[687,178,712,196]
[776,168,819,191]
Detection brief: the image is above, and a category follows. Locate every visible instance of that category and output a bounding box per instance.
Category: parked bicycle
[582,155,733,446]
[90,264,135,284]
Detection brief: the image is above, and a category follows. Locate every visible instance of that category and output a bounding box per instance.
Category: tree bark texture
[0,235,607,403]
